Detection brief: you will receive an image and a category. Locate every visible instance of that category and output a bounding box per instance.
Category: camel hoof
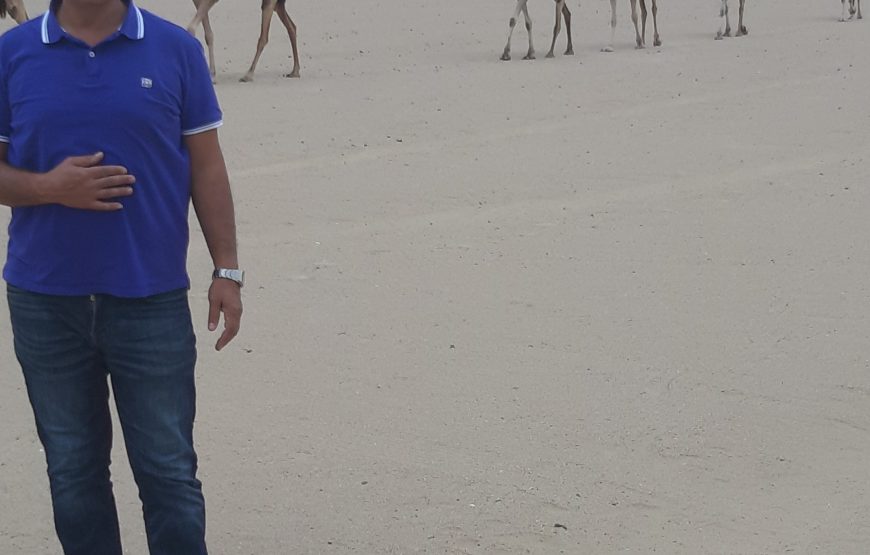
[500,52,511,61]
[601,46,614,52]
[736,26,748,36]
[545,52,555,58]
[565,48,574,56]
[653,38,662,47]
[239,75,254,83]
[285,71,300,78]
[523,53,536,60]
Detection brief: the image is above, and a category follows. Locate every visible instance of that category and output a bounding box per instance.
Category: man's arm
[0,143,134,209]
[186,129,242,352]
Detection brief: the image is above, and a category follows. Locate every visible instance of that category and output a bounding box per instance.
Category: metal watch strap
[213,268,245,287]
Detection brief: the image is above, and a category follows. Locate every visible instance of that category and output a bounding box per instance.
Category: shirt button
[88,51,96,58]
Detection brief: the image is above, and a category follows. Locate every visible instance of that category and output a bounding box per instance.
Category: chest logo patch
[140,77,153,89]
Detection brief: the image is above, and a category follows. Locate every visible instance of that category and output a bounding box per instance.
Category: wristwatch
[213,268,245,288]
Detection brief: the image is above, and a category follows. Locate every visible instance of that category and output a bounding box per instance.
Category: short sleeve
[0,39,11,143]
[180,38,222,136]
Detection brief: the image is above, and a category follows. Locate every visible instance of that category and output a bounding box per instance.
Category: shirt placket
[85,47,100,81]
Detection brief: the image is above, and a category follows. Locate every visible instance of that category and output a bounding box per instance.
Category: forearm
[191,157,238,269]
[187,130,238,269]
[0,157,49,208]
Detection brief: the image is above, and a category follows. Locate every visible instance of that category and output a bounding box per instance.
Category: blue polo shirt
[0,1,222,297]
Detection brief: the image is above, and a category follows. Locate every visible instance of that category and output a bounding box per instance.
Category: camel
[500,0,574,61]
[841,0,862,21]
[187,0,301,82]
[0,0,28,25]
[716,0,748,39]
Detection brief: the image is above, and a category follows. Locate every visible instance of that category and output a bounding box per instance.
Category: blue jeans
[7,285,207,555]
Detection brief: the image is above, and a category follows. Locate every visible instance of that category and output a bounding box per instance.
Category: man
[0,0,242,553]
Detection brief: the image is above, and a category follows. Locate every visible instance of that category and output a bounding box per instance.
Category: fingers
[87,200,126,211]
[215,325,237,351]
[87,164,131,179]
[208,295,221,332]
[215,304,241,351]
[68,153,132,179]
[68,151,105,167]
[91,176,135,211]
[95,174,136,189]
[209,281,242,351]
[90,169,136,208]
[95,185,134,199]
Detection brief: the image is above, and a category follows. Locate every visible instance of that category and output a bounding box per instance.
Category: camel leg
[501,0,526,61]
[187,0,203,34]
[602,0,617,52]
[639,0,648,46]
[3,0,29,24]
[717,0,731,38]
[842,0,860,20]
[546,0,565,58]
[630,0,644,48]
[187,0,217,36]
[275,2,301,78]
[12,0,28,23]
[521,3,536,59]
[201,12,217,78]
[563,3,574,55]
[736,0,748,36]
[651,0,661,46]
[241,0,278,82]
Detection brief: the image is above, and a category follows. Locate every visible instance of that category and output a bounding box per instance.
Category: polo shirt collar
[42,0,144,45]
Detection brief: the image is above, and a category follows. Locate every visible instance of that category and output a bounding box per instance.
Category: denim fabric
[7,285,207,555]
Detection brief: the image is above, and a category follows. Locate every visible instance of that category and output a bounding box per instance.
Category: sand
[1,0,869,553]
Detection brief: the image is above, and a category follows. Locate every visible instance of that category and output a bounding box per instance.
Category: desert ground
[1,0,869,553]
